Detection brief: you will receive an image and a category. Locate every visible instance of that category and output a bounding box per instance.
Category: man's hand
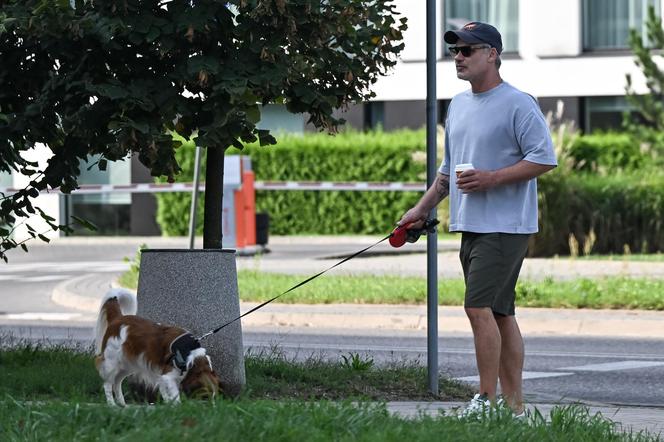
[456,169,497,193]
[397,207,428,229]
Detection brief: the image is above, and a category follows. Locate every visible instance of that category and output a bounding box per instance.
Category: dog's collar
[168,332,201,374]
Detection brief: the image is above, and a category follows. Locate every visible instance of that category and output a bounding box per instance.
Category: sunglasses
[449,45,491,57]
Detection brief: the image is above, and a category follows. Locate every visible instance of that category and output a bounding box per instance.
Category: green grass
[0,345,658,441]
[0,398,658,441]
[121,267,664,310]
[515,277,664,309]
[0,343,471,402]
[118,243,664,310]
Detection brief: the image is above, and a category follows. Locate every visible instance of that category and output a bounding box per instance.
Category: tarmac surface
[3,235,664,435]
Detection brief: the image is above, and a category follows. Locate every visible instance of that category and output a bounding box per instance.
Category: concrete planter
[136,249,245,397]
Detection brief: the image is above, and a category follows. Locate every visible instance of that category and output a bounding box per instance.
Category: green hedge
[532,170,664,256]
[155,129,447,236]
[566,132,645,172]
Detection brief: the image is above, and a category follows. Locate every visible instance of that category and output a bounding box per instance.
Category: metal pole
[426,0,439,395]
[188,145,203,249]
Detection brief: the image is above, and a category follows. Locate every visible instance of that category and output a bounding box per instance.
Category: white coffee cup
[455,163,474,178]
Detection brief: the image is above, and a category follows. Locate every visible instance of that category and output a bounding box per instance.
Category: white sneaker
[459,393,491,418]
[513,409,528,420]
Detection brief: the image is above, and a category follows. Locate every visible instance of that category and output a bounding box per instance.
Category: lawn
[0,345,658,441]
[118,268,664,310]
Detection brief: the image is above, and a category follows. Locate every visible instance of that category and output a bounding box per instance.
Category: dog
[94,288,221,406]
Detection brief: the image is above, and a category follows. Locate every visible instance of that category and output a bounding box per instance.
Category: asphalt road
[2,238,664,407]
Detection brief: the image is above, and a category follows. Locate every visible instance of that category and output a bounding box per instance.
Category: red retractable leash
[389,219,440,248]
[196,219,439,341]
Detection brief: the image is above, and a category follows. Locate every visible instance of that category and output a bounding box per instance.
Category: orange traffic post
[242,170,256,246]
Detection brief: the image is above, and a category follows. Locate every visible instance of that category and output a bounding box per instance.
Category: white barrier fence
[0,181,427,195]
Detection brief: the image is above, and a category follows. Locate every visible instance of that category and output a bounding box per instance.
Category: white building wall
[529,0,582,57]
[398,0,442,62]
[10,144,61,242]
[372,0,660,101]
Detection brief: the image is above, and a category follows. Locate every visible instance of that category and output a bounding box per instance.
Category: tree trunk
[203,146,225,249]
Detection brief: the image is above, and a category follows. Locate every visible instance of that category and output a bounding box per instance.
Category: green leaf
[95,84,129,100]
[258,130,277,147]
[37,234,50,243]
[71,216,98,231]
[98,159,108,171]
[146,27,160,43]
[246,105,261,124]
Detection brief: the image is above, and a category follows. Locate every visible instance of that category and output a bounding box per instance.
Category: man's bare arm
[457,160,555,193]
[397,173,449,227]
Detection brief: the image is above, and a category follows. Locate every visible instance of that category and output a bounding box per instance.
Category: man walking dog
[398,22,557,416]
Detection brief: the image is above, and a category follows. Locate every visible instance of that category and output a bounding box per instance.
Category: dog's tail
[94,288,137,354]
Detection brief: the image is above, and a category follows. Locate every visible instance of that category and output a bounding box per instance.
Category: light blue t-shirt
[440,82,557,234]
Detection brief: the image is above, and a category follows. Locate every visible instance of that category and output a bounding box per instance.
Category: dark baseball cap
[444,21,503,54]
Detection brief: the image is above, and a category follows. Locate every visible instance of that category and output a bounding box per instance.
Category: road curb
[51,275,130,313]
[52,276,100,313]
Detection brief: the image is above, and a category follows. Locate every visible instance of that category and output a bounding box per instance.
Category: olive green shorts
[459,232,530,316]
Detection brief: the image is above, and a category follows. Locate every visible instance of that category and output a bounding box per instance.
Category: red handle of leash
[389,219,440,248]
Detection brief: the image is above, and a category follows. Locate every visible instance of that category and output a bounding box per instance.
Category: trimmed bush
[155,129,448,236]
[532,170,664,256]
[565,132,645,172]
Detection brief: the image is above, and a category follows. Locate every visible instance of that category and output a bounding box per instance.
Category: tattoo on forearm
[436,175,450,201]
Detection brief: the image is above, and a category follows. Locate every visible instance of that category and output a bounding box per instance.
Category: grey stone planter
[136,249,245,397]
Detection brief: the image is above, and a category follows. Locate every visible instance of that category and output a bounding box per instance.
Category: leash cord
[196,233,393,341]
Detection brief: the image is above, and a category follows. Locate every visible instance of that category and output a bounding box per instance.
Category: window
[0,171,11,189]
[364,101,385,130]
[66,155,132,235]
[444,0,519,53]
[583,0,662,50]
[584,96,631,132]
[257,104,305,134]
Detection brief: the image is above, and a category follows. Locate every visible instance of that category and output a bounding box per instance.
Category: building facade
[346,0,663,133]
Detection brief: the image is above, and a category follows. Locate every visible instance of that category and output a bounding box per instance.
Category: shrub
[155,129,448,235]
[565,132,645,173]
[532,171,664,256]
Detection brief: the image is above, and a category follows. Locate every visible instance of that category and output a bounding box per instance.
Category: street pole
[188,145,202,249]
[426,0,439,395]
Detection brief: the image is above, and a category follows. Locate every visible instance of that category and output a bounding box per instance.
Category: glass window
[75,155,131,205]
[444,0,519,53]
[364,101,385,130]
[583,0,662,50]
[584,96,630,132]
[0,171,11,188]
[257,104,305,134]
[66,155,132,235]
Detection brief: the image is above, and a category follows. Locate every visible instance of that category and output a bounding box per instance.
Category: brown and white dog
[94,288,221,406]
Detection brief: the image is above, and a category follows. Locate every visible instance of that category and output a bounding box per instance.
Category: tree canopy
[0,0,406,260]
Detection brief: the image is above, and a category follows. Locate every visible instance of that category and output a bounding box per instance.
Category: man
[398,22,557,416]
